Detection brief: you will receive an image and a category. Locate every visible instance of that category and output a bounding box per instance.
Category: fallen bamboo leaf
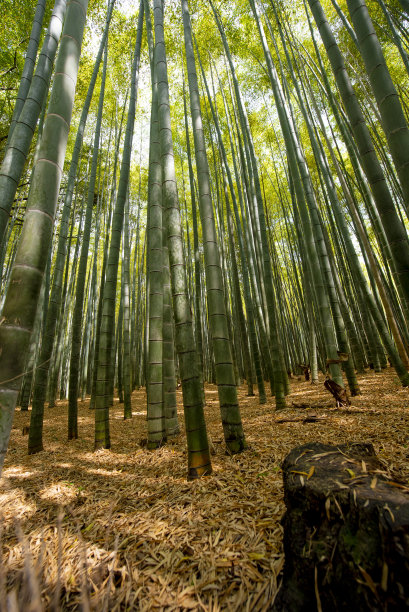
[385,481,409,492]
[248,553,265,560]
[307,466,315,480]
[358,566,378,597]
[314,566,323,612]
[325,498,331,520]
[381,562,388,592]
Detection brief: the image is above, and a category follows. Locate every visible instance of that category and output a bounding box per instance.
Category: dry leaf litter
[0,368,408,610]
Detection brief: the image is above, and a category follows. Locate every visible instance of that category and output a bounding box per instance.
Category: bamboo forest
[1,0,409,608]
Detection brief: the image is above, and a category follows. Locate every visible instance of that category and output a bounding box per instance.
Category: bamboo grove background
[0,0,409,477]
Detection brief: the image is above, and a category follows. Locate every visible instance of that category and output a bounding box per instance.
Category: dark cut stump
[273,442,409,611]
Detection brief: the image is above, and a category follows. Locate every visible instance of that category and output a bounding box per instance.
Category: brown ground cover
[1,368,408,610]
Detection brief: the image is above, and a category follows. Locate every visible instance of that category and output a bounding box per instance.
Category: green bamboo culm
[94,0,144,450]
[146,36,166,449]
[6,0,47,144]
[0,0,89,475]
[122,197,133,420]
[266,0,360,395]
[376,0,409,78]
[195,43,267,404]
[210,0,287,409]
[181,0,246,453]
[162,234,179,437]
[346,0,409,213]
[182,79,205,405]
[250,0,344,388]
[153,0,211,479]
[28,0,115,456]
[90,100,126,411]
[0,0,67,248]
[144,0,168,447]
[68,41,108,440]
[307,0,409,309]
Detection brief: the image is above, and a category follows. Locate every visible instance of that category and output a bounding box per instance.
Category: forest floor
[1,368,409,611]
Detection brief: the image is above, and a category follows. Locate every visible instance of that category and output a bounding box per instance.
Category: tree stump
[273,442,409,611]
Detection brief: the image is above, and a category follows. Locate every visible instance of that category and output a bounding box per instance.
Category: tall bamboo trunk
[152,0,211,478]
[0,0,67,247]
[94,0,144,450]
[181,0,246,452]
[0,0,88,474]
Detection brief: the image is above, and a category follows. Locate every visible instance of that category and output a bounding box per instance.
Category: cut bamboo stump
[273,442,409,611]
